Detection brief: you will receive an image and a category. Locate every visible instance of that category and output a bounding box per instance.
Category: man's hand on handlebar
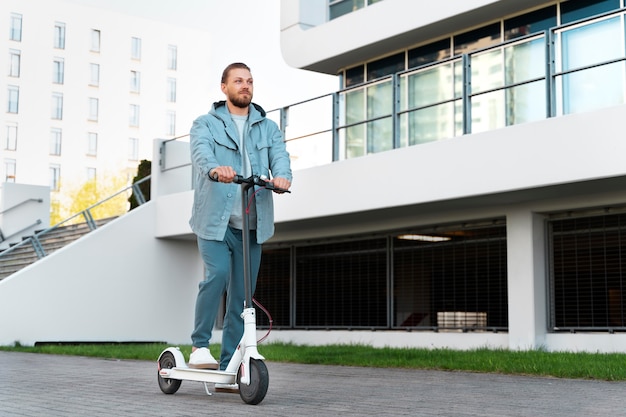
[268,177,291,194]
[209,166,237,183]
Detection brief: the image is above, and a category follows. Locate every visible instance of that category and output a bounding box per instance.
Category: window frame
[7,85,19,113]
[10,13,22,42]
[53,22,66,49]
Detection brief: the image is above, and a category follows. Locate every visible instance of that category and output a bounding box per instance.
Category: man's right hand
[209,166,237,183]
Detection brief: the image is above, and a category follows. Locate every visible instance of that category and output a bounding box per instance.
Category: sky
[59,0,338,109]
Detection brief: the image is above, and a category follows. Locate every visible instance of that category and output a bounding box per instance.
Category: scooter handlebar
[233,174,291,193]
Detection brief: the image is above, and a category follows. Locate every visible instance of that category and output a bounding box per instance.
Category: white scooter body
[157,307,264,385]
[157,175,284,405]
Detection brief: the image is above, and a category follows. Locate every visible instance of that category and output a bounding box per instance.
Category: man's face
[222,68,253,109]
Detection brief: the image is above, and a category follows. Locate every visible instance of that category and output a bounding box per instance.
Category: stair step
[0,216,117,280]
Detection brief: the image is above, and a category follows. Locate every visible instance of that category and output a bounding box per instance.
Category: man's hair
[221,62,251,84]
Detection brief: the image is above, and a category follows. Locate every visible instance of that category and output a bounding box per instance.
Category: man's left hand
[270,177,291,193]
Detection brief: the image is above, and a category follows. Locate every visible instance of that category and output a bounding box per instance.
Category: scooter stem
[241,179,255,309]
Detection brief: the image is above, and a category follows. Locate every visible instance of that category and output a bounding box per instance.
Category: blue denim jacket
[189,101,292,244]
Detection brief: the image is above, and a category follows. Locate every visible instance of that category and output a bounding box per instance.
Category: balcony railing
[264,8,626,171]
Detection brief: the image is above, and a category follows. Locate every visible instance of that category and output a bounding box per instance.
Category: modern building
[269,0,626,352]
[2,0,626,354]
[0,0,211,218]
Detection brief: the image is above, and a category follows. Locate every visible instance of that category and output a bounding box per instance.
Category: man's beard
[230,91,252,108]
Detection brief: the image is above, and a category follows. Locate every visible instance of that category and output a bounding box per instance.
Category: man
[187,63,292,391]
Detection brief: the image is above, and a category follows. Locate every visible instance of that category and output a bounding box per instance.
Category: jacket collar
[210,100,266,123]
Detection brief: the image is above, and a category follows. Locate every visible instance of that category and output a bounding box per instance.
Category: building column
[506,209,547,350]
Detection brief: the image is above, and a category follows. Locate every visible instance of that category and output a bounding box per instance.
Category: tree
[128,159,151,210]
[50,172,129,226]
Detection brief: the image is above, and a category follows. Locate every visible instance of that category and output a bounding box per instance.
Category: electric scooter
[156,174,289,405]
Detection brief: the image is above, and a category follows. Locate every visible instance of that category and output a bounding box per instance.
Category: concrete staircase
[0,217,116,280]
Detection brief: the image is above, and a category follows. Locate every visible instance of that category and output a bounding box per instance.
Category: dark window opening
[560,0,620,25]
[393,225,508,330]
[257,222,508,331]
[255,247,291,328]
[549,212,626,331]
[504,5,557,40]
[408,38,451,69]
[345,65,365,87]
[295,238,388,328]
[367,52,405,81]
[454,22,501,56]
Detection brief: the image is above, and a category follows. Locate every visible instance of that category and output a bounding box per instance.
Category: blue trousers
[191,227,261,370]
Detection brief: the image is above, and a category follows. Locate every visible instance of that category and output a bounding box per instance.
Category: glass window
[408,38,451,69]
[365,80,393,153]
[560,0,620,24]
[5,123,18,151]
[454,22,501,55]
[50,128,62,155]
[555,15,624,115]
[167,110,176,136]
[5,159,16,183]
[53,57,64,84]
[167,45,177,70]
[49,164,61,191]
[9,49,20,77]
[87,132,98,156]
[339,78,394,159]
[504,5,556,40]
[400,60,463,145]
[86,167,96,181]
[7,85,19,113]
[130,70,140,93]
[10,13,22,42]
[88,98,99,121]
[167,77,177,102]
[470,34,548,133]
[128,137,139,160]
[131,37,142,59]
[340,88,365,158]
[90,29,100,52]
[54,22,66,49]
[90,63,100,86]
[345,65,364,87]
[51,93,63,119]
[367,52,404,81]
[129,104,140,126]
[329,0,365,20]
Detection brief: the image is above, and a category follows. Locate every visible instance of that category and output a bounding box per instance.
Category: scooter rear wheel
[157,351,182,394]
[238,359,269,405]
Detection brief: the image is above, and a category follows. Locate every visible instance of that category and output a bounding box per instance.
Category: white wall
[0,202,202,346]
[280,0,548,72]
[276,104,626,227]
[0,183,49,249]
[3,104,626,352]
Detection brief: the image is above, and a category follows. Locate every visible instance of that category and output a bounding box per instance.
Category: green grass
[1,342,625,381]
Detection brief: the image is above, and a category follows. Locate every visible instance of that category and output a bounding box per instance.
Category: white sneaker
[215,383,239,393]
[188,347,219,369]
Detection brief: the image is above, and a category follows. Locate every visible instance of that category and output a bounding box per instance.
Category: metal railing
[0,198,44,243]
[270,8,626,169]
[156,9,626,185]
[0,176,150,261]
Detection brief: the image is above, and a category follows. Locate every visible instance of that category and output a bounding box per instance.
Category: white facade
[0,0,211,206]
[2,0,626,353]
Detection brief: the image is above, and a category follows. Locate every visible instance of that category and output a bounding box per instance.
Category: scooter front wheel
[157,351,182,394]
[238,359,269,405]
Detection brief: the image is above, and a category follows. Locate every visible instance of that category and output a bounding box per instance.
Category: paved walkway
[1,351,625,416]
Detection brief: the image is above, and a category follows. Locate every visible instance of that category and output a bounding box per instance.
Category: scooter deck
[159,366,237,384]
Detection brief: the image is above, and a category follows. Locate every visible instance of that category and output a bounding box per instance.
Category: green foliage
[128,159,151,210]
[49,172,129,226]
[1,342,626,381]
